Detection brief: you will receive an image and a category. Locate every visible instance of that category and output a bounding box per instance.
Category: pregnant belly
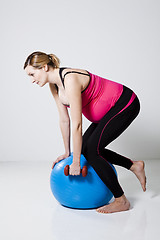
[82,97,114,123]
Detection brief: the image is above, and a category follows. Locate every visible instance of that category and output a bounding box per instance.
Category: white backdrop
[0,0,159,162]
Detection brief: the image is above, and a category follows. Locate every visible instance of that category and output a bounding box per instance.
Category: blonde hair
[23,51,60,70]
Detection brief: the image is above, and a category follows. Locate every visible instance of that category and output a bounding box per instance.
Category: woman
[24,51,146,214]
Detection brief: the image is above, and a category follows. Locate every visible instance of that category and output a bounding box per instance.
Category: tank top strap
[63,71,90,79]
[59,67,90,88]
[59,67,67,87]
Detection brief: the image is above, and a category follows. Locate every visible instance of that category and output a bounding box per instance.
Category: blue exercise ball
[50,153,117,209]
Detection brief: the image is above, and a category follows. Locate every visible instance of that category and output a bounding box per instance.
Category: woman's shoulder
[60,67,90,92]
[60,67,89,76]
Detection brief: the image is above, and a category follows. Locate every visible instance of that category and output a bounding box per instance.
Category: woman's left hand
[69,162,81,176]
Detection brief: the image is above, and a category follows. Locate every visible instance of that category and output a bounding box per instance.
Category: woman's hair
[23,51,60,70]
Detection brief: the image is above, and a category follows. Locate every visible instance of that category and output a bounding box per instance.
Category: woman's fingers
[51,162,56,169]
[51,157,62,169]
[52,153,70,169]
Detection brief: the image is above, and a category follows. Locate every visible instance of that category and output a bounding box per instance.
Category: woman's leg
[81,87,142,213]
[83,98,140,198]
[82,122,133,170]
[82,87,138,194]
[82,125,146,193]
[99,149,133,170]
[82,122,98,154]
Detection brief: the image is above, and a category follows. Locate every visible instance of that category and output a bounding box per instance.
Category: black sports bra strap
[59,68,90,88]
[63,71,90,79]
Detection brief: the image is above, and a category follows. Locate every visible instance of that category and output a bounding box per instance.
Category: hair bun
[48,55,52,61]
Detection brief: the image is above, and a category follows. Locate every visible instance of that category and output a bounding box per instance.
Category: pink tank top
[60,69,136,123]
[81,72,124,123]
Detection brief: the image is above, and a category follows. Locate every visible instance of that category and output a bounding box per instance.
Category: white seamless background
[0,0,159,162]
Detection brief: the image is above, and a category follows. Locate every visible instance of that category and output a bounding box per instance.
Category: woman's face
[25,65,48,87]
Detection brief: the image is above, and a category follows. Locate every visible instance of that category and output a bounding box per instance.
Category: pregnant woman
[24,51,146,214]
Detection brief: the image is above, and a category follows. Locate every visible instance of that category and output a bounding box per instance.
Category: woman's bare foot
[96,194,130,214]
[130,161,146,191]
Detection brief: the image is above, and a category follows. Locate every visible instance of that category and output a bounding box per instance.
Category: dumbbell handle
[64,165,88,177]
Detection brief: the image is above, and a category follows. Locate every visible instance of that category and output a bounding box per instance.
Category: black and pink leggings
[81,86,140,198]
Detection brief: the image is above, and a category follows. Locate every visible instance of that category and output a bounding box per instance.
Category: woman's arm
[49,83,71,155]
[59,120,71,156]
[64,74,83,175]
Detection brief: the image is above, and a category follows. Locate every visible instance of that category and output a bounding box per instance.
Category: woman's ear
[43,64,49,72]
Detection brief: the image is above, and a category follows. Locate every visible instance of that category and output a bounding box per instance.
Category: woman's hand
[52,153,70,169]
[69,162,81,176]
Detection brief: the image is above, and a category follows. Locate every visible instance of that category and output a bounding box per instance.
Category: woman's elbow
[72,122,82,131]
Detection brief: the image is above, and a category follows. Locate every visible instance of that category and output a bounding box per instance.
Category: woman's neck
[48,68,62,88]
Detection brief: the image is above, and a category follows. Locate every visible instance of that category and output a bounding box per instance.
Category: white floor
[0,159,160,240]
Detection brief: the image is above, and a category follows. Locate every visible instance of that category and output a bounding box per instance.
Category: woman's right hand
[51,153,70,169]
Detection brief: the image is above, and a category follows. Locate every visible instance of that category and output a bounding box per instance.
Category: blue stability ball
[50,153,117,209]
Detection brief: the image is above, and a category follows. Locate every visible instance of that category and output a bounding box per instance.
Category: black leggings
[81,86,140,198]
